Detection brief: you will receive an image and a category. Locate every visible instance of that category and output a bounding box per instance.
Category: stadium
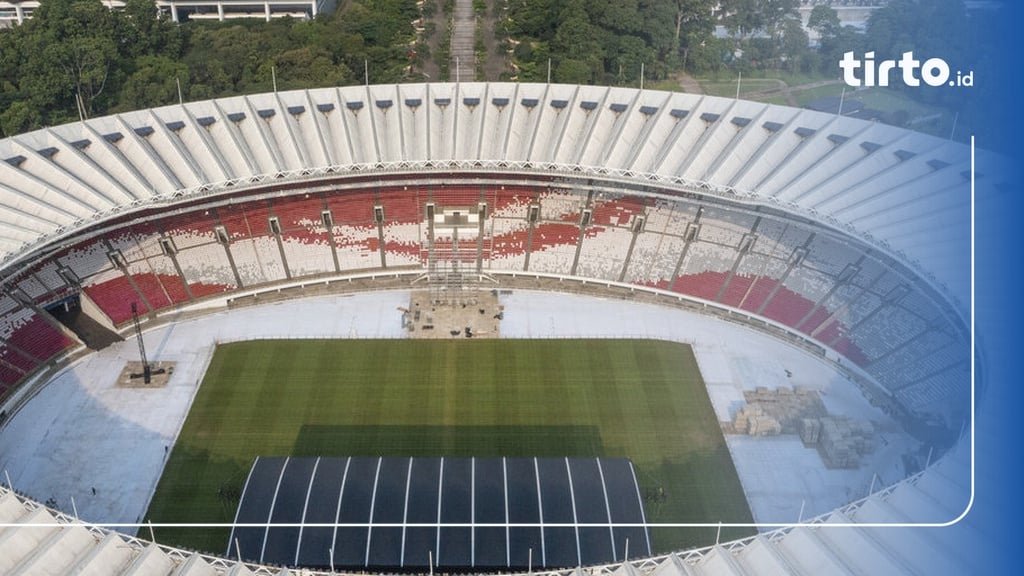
[0,81,997,574]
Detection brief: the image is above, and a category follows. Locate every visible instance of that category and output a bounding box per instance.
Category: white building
[0,0,331,26]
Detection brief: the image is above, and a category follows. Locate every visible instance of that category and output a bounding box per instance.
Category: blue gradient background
[789,2,1022,572]
[954,0,1020,571]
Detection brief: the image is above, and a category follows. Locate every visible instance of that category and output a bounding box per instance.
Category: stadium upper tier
[0,83,990,304]
[0,83,983,421]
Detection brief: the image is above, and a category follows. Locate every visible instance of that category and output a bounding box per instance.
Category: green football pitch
[145,339,755,555]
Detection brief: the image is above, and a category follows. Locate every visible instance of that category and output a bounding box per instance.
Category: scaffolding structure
[415,202,496,304]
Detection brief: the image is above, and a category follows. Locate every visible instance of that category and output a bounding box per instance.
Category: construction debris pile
[730,386,876,469]
[801,416,876,469]
[732,386,826,435]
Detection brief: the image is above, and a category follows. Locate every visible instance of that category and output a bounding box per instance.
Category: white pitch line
[294,456,321,565]
[364,456,384,567]
[226,455,259,558]
[259,457,290,563]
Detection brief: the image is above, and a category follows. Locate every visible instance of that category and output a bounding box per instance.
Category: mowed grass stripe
[146,339,754,554]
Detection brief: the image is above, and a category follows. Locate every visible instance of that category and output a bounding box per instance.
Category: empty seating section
[804,236,860,277]
[747,219,807,260]
[107,222,163,262]
[28,262,69,296]
[13,274,48,302]
[861,267,906,302]
[156,272,191,304]
[780,266,832,305]
[590,195,646,227]
[899,291,944,324]
[271,195,327,233]
[698,207,756,245]
[0,295,18,320]
[719,274,755,307]
[230,238,286,286]
[83,270,142,324]
[432,185,482,208]
[383,221,424,261]
[892,340,967,393]
[526,240,577,274]
[0,363,23,390]
[217,203,263,239]
[487,218,530,258]
[281,238,336,276]
[58,240,115,281]
[240,203,275,238]
[375,188,426,265]
[673,271,729,301]
[0,299,35,386]
[623,232,685,285]
[271,196,338,276]
[796,305,831,334]
[740,277,781,313]
[0,180,967,412]
[895,366,969,413]
[652,200,700,237]
[734,253,787,287]
[173,243,237,295]
[489,186,534,218]
[333,226,381,270]
[487,187,534,264]
[538,189,584,221]
[2,311,75,370]
[125,262,172,310]
[323,190,380,268]
[576,227,631,280]
[683,242,736,275]
[696,222,745,246]
[762,284,817,328]
[848,304,929,360]
[837,288,884,330]
[378,188,424,223]
[527,223,582,254]
[870,331,959,391]
[326,190,376,225]
[0,343,35,374]
[157,207,215,246]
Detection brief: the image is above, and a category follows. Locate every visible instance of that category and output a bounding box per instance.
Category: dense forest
[0,0,420,136]
[0,0,997,137]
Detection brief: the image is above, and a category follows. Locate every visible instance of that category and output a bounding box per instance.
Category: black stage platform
[229,456,650,570]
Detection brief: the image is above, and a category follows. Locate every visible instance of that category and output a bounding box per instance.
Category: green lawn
[145,339,754,555]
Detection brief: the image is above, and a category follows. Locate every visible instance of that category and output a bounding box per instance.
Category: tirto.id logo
[840,51,974,88]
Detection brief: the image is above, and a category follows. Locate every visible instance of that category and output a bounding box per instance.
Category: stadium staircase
[0,441,982,576]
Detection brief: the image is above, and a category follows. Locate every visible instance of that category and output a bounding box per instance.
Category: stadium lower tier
[0,179,967,419]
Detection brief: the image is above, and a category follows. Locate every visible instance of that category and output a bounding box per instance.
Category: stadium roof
[0,82,997,307]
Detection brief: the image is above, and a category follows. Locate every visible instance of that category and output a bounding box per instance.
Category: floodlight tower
[131,302,151,384]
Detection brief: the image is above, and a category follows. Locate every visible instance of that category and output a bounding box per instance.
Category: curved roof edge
[0,83,998,311]
[0,439,976,575]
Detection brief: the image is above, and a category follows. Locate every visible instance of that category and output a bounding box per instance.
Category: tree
[554,59,593,83]
[0,101,42,138]
[807,4,840,42]
[778,16,809,73]
[273,46,351,90]
[551,0,600,61]
[672,0,716,71]
[719,0,797,41]
[117,55,188,110]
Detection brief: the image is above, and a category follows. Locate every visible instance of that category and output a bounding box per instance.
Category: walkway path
[450,0,476,81]
[674,71,705,94]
